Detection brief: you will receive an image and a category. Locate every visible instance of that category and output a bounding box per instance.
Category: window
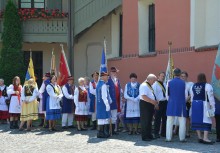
[149,4,155,52]
[19,0,45,9]
[119,14,123,57]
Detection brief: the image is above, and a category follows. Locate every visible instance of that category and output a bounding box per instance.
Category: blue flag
[100,49,107,73]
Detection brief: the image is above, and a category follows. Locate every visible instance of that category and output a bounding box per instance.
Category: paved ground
[0,123,219,153]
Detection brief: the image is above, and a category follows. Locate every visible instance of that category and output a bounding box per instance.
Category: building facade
[73,0,218,87]
[0,0,218,87]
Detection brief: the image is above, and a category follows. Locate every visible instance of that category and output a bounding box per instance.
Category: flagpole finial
[168,41,172,46]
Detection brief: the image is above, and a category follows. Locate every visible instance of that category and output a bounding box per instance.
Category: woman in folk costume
[19,79,39,131]
[46,75,63,131]
[0,78,9,123]
[190,73,215,144]
[124,73,140,135]
[38,72,51,128]
[7,76,22,129]
[74,77,89,131]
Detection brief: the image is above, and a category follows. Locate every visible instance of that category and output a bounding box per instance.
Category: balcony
[0,18,68,43]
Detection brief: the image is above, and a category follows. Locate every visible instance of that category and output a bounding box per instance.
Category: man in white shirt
[153,72,167,138]
[139,74,158,141]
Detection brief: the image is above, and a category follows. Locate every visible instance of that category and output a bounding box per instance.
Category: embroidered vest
[127,82,140,98]
[78,87,87,102]
[192,83,206,101]
[24,85,35,96]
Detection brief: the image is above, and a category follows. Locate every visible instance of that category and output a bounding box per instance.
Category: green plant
[0,0,25,85]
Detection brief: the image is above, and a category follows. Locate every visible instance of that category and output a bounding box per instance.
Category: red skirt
[10,113,20,117]
[0,111,9,119]
[75,115,88,121]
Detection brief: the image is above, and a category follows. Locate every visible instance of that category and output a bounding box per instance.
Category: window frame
[19,0,45,9]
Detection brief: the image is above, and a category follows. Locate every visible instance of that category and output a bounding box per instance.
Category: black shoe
[142,138,152,141]
[128,131,133,135]
[10,121,15,129]
[90,121,97,130]
[134,131,140,135]
[68,125,75,129]
[62,126,68,130]
[104,124,110,138]
[112,124,119,135]
[154,134,160,139]
[38,119,44,126]
[14,121,19,129]
[97,125,108,138]
[43,124,49,128]
[202,140,215,145]
[180,139,187,143]
[216,139,220,142]
[186,135,190,138]
[198,139,203,143]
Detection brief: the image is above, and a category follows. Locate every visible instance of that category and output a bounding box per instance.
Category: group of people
[0,67,220,145]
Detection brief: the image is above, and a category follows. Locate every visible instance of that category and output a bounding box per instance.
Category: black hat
[110,67,119,72]
[100,71,108,77]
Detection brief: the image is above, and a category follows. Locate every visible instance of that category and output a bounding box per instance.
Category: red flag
[57,44,70,86]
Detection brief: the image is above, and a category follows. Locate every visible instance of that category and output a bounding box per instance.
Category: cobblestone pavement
[0,123,219,153]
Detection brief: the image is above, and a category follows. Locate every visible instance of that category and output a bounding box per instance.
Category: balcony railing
[0,18,68,43]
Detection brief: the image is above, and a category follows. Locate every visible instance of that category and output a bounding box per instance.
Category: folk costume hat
[67,76,74,80]
[110,67,119,72]
[100,71,109,77]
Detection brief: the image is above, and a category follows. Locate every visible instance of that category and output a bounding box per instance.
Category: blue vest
[166,78,187,117]
[107,77,121,110]
[192,83,206,101]
[215,98,220,115]
[42,79,50,111]
[62,83,74,113]
[127,82,140,98]
[96,80,111,119]
[89,80,96,112]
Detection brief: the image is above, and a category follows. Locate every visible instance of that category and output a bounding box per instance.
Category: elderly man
[166,68,187,142]
[139,74,158,141]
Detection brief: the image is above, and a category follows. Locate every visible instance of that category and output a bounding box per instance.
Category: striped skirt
[20,100,39,121]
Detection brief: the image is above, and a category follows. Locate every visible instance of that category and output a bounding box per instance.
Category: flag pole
[168,41,173,79]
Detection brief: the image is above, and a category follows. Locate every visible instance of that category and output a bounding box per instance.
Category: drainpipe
[68,0,74,75]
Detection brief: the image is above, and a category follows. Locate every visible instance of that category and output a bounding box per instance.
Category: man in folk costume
[61,76,75,129]
[107,67,121,135]
[38,72,51,128]
[89,71,99,130]
[0,79,9,123]
[152,72,167,138]
[7,76,22,129]
[139,74,158,141]
[96,71,111,138]
[165,68,188,142]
